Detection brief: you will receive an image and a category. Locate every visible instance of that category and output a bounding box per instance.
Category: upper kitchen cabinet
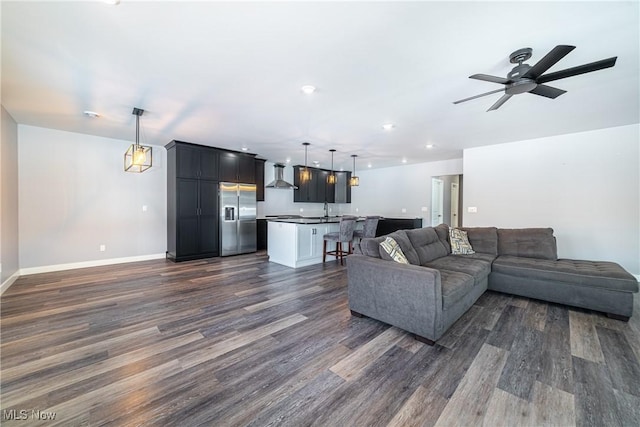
[293,166,347,203]
[334,171,352,203]
[255,158,266,201]
[169,140,219,180]
[219,151,257,183]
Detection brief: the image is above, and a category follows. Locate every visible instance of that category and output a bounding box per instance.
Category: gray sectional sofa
[347,224,638,344]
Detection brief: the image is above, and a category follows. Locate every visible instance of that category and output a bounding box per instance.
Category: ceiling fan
[453,45,617,111]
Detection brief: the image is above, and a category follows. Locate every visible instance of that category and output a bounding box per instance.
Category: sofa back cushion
[360,231,420,265]
[459,227,498,255]
[434,223,451,253]
[359,237,383,258]
[497,228,558,260]
[405,227,449,265]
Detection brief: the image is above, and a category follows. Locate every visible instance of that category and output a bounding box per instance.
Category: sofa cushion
[426,255,492,285]
[379,237,409,264]
[449,228,475,255]
[492,256,639,292]
[359,237,383,258]
[460,227,498,255]
[434,223,451,253]
[498,228,557,260]
[405,227,449,266]
[439,269,475,310]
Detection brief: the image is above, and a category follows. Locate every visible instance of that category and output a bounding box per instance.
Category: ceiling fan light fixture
[124,107,152,173]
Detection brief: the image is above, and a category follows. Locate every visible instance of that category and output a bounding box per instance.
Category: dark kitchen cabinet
[294,166,349,203]
[219,151,256,183]
[169,178,219,261]
[172,141,218,180]
[167,140,259,262]
[255,158,266,201]
[257,219,267,250]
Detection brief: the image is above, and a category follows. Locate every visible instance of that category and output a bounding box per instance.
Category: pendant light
[327,149,337,184]
[124,107,152,173]
[349,154,359,186]
[300,142,312,183]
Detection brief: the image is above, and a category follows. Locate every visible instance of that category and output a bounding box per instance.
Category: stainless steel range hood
[265,163,298,189]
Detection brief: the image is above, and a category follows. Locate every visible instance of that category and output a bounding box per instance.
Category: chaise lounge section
[347,224,638,344]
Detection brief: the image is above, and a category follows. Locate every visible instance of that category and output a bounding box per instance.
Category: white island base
[267,221,342,268]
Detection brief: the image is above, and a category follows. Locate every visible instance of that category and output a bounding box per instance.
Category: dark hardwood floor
[1,252,639,426]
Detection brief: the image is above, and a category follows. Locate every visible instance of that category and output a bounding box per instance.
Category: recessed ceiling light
[83,110,100,118]
[286,157,291,163]
[402,158,407,163]
[426,144,435,149]
[367,163,372,168]
[382,123,395,131]
[301,85,316,94]
[241,147,249,152]
[103,0,120,5]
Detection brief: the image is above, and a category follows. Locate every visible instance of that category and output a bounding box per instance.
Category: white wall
[1,106,20,288]
[352,158,464,224]
[463,124,639,275]
[18,125,167,271]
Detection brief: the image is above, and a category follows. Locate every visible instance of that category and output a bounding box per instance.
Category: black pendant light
[300,142,312,183]
[124,107,152,173]
[327,149,337,184]
[349,154,359,186]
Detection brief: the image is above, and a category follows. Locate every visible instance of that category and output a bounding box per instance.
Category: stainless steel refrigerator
[220,182,257,256]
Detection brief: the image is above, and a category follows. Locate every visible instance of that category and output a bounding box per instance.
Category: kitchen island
[267,217,345,268]
[266,216,422,268]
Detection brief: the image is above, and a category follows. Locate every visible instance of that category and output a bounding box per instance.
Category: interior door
[431,178,444,226]
[450,182,459,227]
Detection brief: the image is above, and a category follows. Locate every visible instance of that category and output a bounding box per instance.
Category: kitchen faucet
[324,201,329,217]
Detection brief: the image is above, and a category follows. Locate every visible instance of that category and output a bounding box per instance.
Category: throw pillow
[379,237,409,264]
[449,228,475,255]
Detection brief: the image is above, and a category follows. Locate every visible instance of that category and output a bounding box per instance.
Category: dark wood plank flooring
[1,252,639,426]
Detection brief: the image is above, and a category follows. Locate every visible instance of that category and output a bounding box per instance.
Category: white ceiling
[2,1,638,171]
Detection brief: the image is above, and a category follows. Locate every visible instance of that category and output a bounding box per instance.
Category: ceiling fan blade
[522,45,576,79]
[469,74,510,84]
[537,57,617,84]
[453,88,505,104]
[487,94,513,111]
[529,84,567,99]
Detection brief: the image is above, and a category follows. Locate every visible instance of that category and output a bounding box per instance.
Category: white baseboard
[19,253,167,277]
[0,270,21,296]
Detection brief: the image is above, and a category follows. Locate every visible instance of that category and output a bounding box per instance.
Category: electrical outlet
[142,205,148,212]
[421,206,428,212]
[401,208,407,213]
[99,244,106,252]
[299,208,304,212]
[467,207,478,213]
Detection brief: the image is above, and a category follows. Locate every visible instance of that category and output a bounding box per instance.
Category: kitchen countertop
[266,217,360,224]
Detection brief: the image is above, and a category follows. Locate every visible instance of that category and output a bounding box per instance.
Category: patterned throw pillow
[449,228,475,255]
[379,237,409,264]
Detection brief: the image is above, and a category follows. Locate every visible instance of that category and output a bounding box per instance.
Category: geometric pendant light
[124,107,152,172]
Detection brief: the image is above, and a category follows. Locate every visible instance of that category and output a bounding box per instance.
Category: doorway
[431,175,463,227]
[431,178,444,226]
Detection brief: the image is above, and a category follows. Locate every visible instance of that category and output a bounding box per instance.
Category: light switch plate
[468,207,478,213]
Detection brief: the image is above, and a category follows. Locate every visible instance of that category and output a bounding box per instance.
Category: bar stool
[323,217,356,265]
[353,216,380,242]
